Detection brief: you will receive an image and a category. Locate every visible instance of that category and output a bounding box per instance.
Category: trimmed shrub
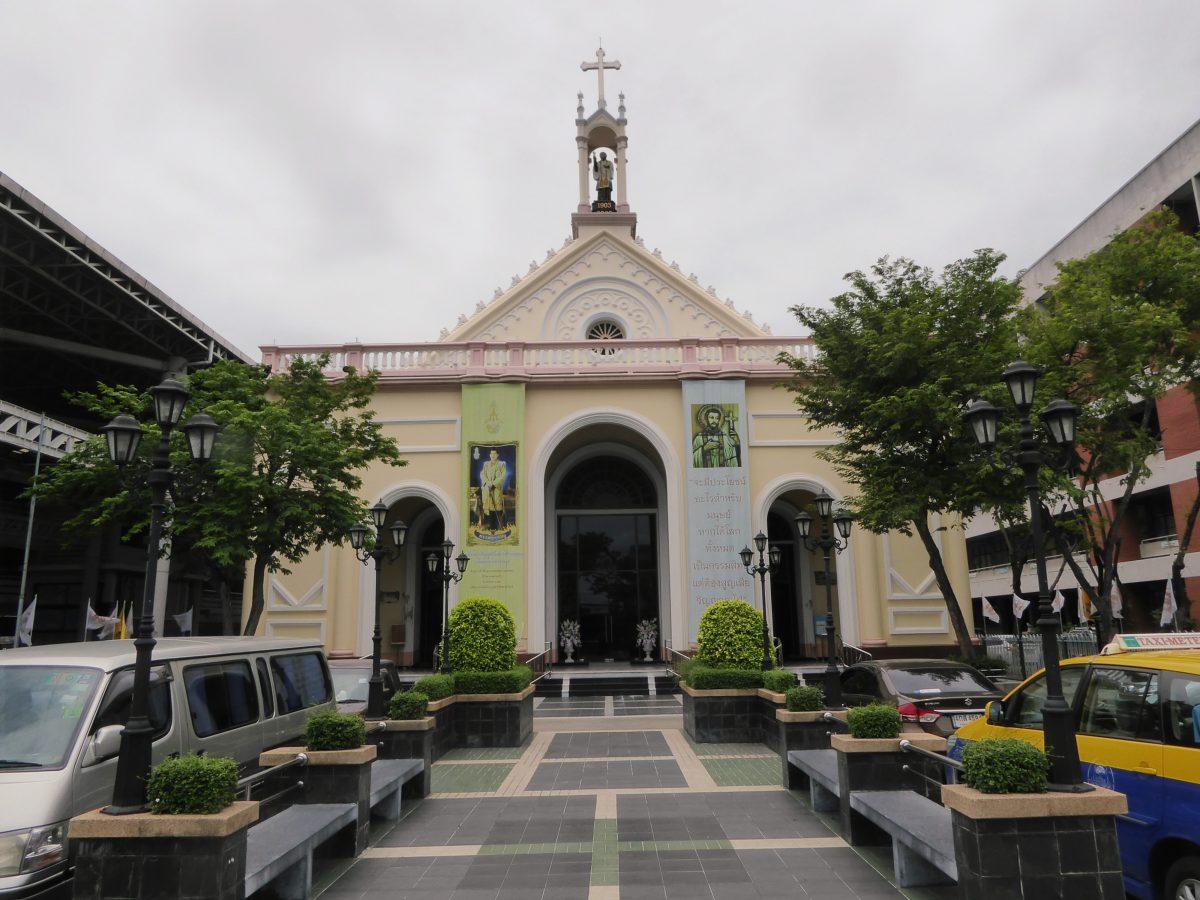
[147,754,238,815]
[453,665,533,695]
[448,597,517,672]
[846,704,901,739]
[686,665,763,690]
[962,739,1048,794]
[388,690,430,720]
[762,669,798,693]
[785,685,824,712]
[305,711,366,750]
[696,600,776,669]
[413,673,455,701]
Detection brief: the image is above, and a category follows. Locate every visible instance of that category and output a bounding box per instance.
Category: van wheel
[1166,856,1200,900]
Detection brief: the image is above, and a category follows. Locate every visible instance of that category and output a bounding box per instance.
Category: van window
[1008,667,1085,728]
[1164,673,1200,748]
[1079,668,1160,741]
[184,661,259,737]
[92,666,172,739]
[0,666,101,770]
[255,659,275,719]
[271,653,332,714]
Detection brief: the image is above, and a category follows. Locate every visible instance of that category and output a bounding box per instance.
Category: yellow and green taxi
[947,633,1200,900]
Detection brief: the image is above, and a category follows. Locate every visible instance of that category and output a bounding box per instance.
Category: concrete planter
[260,745,375,856]
[69,801,259,900]
[831,733,948,844]
[372,717,434,797]
[942,784,1127,899]
[451,685,535,749]
[681,684,786,746]
[776,708,848,784]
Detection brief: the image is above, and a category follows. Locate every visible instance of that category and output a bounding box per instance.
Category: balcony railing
[1140,534,1179,558]
[260,337,816,382]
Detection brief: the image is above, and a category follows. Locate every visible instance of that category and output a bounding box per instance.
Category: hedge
[762,669,798,693]
[453,665,532,695]
[962,739,1048,794]
[696,600,775,669]
[388,690,430,721]
[686,665,763,690]
[786,685,824,712]
[413,673,455,701]
[448,597,517,672]
[846,704,901,739]
[305,711,366,750]
[147,754,238,815]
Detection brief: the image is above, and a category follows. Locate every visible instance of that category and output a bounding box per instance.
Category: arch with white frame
[754,474,860,647]
[357,480,460,656]
[528,408,686,651]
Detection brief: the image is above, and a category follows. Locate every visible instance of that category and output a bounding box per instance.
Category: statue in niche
[591,151,615,211]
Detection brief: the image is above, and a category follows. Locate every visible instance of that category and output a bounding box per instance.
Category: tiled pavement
[534,694,683,718]
[315,726,960,900]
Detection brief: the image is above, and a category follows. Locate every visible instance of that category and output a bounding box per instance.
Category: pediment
[444,229,766,343]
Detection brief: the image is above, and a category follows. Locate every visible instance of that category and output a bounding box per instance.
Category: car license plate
[951,713,981,728]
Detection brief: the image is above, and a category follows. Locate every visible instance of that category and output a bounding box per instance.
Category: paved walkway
[314,707,959,899]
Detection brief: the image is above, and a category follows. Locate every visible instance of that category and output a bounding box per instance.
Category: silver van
[0,637,336,899]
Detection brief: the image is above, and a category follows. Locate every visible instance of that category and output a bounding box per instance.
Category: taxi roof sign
[1100,633,1200,654]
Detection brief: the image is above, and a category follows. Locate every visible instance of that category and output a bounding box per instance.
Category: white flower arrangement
[559,618,582,663]
[636,618,658,661]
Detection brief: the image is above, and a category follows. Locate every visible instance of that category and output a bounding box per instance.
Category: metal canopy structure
[0,172,252,428]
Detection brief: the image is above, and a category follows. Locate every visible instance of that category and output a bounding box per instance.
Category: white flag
[16,597,36,647]
[1079,592,1095,621]
[981,597,1001,624]
[85,602,119,639]
[1051,591,1066,614]
[1160,580,1178,628]
[1012,593,1031,618]
[172,608,194,636]
[1111,585,1124,620]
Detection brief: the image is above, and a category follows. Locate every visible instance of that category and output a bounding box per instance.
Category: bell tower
[573,45,637,241]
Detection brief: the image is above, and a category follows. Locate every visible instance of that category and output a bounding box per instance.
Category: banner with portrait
[682,380,755,642]
[460,384,526,639]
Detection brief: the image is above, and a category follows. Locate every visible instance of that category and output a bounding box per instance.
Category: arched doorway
[554,454,660,661]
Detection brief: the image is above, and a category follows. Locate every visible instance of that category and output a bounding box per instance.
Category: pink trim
[259,337,815,383]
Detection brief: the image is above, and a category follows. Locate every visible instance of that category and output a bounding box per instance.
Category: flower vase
[564,645,575,664]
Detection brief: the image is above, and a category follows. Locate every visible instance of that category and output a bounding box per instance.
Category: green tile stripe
[590,818,618,885]
[439,746,527,760]
[430,762,514,792]
[701,757,782,786]
[683,735,774,757]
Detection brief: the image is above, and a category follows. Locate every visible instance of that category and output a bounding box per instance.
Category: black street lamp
[100,378,218,814]
[739,531,782,670]
[795,492,852,709]
[348,501,408,718]
[426,539,468,674]
[964,360,1087,790]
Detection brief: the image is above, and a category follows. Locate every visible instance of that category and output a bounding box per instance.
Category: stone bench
[785,749,840,812]
[369,758,424,822]
[850,790,956,888]
[244,802,356,899]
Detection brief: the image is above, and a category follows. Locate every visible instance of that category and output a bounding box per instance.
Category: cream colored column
[577,136,590,209]
[616,136,628,209]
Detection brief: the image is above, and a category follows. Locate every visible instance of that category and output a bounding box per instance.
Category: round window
[586,320,625,342]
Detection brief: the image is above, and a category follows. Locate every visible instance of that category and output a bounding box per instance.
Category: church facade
[256,51,972,664]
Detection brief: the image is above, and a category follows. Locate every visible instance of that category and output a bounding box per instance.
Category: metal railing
[236,752,308,804]
[822,711,848,732]
[527,642,553,681]
[981,629,1097,679]
[899,738,961,789]
[840,641,873,667]
[663,640,693,678]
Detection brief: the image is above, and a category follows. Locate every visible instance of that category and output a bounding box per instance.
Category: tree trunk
[242,554,269,636]
[914,515,974,658]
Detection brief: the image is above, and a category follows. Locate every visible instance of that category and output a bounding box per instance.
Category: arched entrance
[555,455,659,661]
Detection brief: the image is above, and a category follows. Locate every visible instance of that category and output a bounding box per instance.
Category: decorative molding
[267,547,329,611]
[888,606,949,635]
[265,618,327,642]
[747,412,835,448]
[883,519,942,600]
[377,416,461,453]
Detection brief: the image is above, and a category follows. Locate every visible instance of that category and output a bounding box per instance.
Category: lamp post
[100,378,220,814]
[739,532,782,670]
[348,502,408,719]
[426,540,468,674]
[964,360,1087,790]
[794,492,852,709]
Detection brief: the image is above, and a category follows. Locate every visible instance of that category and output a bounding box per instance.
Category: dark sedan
[839,659,1004,736]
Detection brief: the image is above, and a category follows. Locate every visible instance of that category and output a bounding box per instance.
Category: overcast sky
[2,2,1198,357]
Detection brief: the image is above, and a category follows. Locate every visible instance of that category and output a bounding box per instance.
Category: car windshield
[330,667,371,704]
[886,667,995,695]
[0,666,102,769]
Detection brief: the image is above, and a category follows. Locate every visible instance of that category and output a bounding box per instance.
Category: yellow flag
[113,602,129,640]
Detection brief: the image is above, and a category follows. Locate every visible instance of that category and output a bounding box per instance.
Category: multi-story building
[967,118,1200,631]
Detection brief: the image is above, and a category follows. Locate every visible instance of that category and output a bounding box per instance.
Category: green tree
[36,357,404,635]
[781,252,1023,658]
[1020,208,1200,645]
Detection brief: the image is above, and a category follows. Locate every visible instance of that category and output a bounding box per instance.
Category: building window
[967,532,1009,571]
[1132,488,1176,540]
[586,319,625,342]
